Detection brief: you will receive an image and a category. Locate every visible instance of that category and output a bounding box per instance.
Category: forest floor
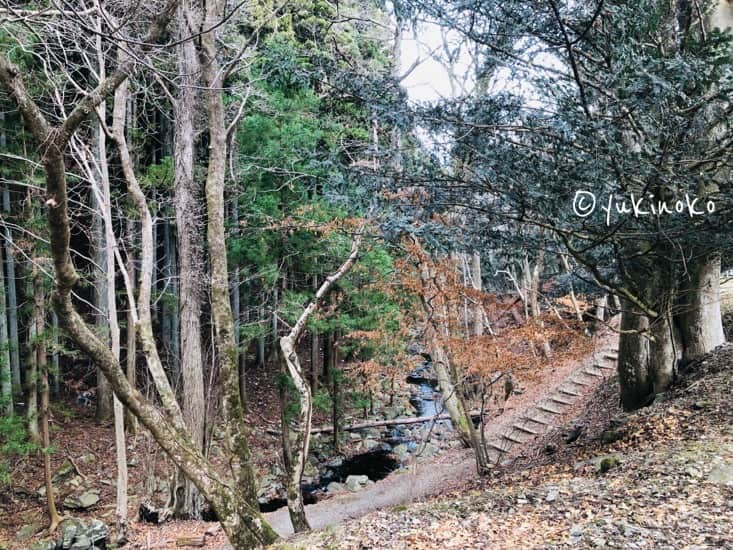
[6,324,733,549]
[280,342,733,549]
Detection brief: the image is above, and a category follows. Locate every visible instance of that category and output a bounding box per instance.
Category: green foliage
[312,389,332,414]
[0,412,37,486]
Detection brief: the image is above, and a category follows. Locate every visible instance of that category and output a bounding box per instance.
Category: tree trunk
[310,276,320,392]
[279,229,363,533]
[171,4,206,516]
[91,107,113,422]
[416,254,490,474]
[2,187,20,394]
[677,255,726,362]
[51,312,60,396]
[26,290,39,444]
[0,244,11,415]
[471,252,484,336]
[617,299,652,411]
[35,264,61,533]
[125,218,138,434]
[199,2,278,544]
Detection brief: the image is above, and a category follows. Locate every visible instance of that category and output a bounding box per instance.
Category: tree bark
[35,263,61,533]
[26,278,39,443]
[471,251,484,336]
[199,2,278,544]
[0,243,11,415]
[171,3,206,516]
[125,218,138,434]
[92,96,113,422]
[2,187,20,394]
[677,255,726,362]
[617,298,652,411]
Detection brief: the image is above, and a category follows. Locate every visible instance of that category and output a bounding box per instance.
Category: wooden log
[265,411,489,435]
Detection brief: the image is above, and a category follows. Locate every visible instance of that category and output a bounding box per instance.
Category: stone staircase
[484,345,619,464]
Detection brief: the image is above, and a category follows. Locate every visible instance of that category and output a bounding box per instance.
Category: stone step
[537,403,563,415]
[500,432,526,444]
[487,441,510,454]
[568,378,592,387]
[513,424,540,435]
[584,368,604,378]
[525,415,551,426]
[594,362,615,370]
[558,387,581,397]
[548,395,574,406]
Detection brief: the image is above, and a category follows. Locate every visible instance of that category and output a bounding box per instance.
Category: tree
[0,2,278,546]
[280,223,364,532]
[395,0,733,410]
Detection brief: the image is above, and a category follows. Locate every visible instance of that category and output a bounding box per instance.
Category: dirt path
[263,330,619,538]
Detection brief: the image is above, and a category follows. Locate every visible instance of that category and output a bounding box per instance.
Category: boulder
[364,439,380,450]
[52,460,74,483]
[345,475,369,491]
[28,541,56,550]
[383,406,404,420]
[61,518,85,549]
[69,534,91,550]
[64,490,100,511]
[87,519,108,545]
[303,461,318,478]
[392,443,410,462]
[326,481,345,493]
[417,442,439,459]
[16,524,42,541]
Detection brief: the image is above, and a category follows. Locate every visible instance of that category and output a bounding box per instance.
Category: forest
[0,0,732,548]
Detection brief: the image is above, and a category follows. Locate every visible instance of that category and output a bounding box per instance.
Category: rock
[64,490,100,510]
[707,464,733,486]
[383,406,404,420]
[28,541,56,550]
[303,461,318,478]
[87,519,108,545]
[599,456,621,473]
[61,518,85,549]
[364,439,380,450]
[345,475,369,491]
[546,489,559,502]
[417,442,439,459]
[325,457,343,469]
[363,428,382,439]
[600,429,622,443]
[326,481,345,493]
[79,453,96,464]
[684,466,702,479]
[392,443,410,461]
[70,534,91,550]
[16,524,42,541]
[52,459,75,483]
[589,454,622,473]
[570,524,584,537]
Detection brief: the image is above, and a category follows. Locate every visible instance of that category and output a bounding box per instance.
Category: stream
[259,361,451,513]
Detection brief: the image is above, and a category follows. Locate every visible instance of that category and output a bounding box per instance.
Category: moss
[600,456,621,473]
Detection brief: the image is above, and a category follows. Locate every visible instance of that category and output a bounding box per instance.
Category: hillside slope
[280,344,733,549]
